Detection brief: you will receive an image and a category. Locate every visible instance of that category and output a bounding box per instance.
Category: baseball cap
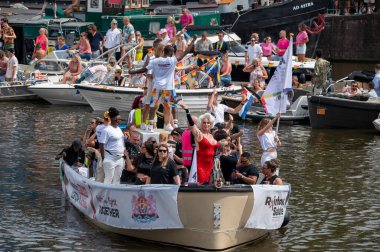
[159,28,167,35]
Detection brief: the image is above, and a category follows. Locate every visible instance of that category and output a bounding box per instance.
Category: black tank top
[269,175,278,185]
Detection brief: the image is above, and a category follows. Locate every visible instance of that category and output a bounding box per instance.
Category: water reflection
[0,102,379,251]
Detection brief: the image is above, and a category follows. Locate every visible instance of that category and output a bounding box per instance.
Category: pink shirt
[260,43,274,57]
[180,14,194,27]
[277,38,290,56]
[36,35,48,51]
[165,24,175,39]
[296,31,308,45]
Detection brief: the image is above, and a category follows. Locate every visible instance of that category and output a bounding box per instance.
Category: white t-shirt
[6,55,18,79]
[257,131,277,151]
[144,54,155,75]
[368,89,378,98]
[246,44,262,65]
[130,75,146,88]
[96,124,107,141]
[89,65,108,74]
[98,126,125,156]
[146,56,178,90]
[209,104,230,124]
[104,28,122,49]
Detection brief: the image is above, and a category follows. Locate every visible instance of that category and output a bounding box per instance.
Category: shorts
[296,44,306,55]
[143,80,154,105]
[150,88,176,108]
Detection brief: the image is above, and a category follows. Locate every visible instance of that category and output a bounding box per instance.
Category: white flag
[261,37,293,115]
[188,150,197,183]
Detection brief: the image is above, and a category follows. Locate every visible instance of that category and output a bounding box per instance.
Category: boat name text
[293,2,314,11]
[99,205,120,218]
[265,195,287,217]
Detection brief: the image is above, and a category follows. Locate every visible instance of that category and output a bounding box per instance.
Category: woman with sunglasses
[146,143,180,185]
[178,101,219,184]
[71,32,92,61]
[261,159,283,185]
[125,141,155,185]
[134,31,144,61]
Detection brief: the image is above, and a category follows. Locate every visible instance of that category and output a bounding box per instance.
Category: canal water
[0,102,379,251]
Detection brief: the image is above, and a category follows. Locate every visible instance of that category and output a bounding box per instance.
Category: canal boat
[61,162,291,251]
[75,84,242,111]
[308,94,380,129]
[0,81,40,101]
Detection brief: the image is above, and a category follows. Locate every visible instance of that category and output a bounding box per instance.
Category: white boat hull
[75,84,242,111]
[0,84,39,101]
[28,83,88,105]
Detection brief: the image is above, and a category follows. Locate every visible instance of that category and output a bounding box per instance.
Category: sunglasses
[158,149,167,153]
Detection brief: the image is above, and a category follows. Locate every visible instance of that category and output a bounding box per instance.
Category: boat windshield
[229,44,245,54]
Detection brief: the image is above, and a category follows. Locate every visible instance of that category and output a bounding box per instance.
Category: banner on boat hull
[245,185,291,230]
[62,164,183,229]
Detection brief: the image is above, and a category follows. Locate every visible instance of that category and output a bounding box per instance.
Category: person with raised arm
[129,35,198,132]
[257,113,281,167]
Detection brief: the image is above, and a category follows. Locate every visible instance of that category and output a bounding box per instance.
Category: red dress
[197,137,219,184]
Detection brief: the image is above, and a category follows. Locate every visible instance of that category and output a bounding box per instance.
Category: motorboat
[75,84,242,112]
[61,162,291,251]
[0,81,39,101]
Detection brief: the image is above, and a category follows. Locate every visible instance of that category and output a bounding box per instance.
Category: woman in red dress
[179,101,219,184]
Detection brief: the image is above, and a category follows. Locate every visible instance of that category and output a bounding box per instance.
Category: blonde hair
[257,118,271,131]
[156,143,170,167]
[198,113,215,128]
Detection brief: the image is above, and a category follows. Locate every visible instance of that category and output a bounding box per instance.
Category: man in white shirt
[245,33,262,66]
[207,87,248,124]
[5,48,18,83]
[129,35,197,132]
[104,19,122,58]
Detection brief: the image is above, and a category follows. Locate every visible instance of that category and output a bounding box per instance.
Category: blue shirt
[123,24,135,45]
[55,44,69,50]
[373,73,380,97]
[88,32,103,51]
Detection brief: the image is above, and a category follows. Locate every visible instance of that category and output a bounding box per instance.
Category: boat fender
[281,211,290,227]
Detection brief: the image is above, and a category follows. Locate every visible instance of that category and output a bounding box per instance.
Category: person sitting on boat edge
[373,63,380,97]
[220,54,232,87]
[55,139,85,168]
[146,143,181,185]
[98,107,126,184]
[61,53,82,84]
[207,86,249,124]
[257,113,281,169]
[232,152,259,185]
[261,158,283,185]
[367,81,378,98]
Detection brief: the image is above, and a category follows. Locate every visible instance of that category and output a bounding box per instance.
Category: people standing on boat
[62,53,82,84]
[0,51,8,82]
[182,115,197,175]
[312,50,331,95]
[32,43,47,60]
[275,30,290,61]
[159,29,170,45]
[5,48,18,83]
[295,24,309,62]
[129,36,197,132]
[2,23,16,56]
[207,86,248,124]
[245,33,262,66]
[257,114,281,167]
[104,19,122,59]
[82,117,99,147]
[215,32,229,55]
[175,33,187,58]
[87,24,103,59]
[373,63,380,97]
[175,8,194,28]
[122,130,141,184]
[54,36,69,51]
[220,54,232,87]
[121,17,136,68]
[261,158,283,185]
[249,59,268,89]
[170,128,187,184]
[125,140,155,185]
[231,152,259,185]
[145,143,180,185]
[34,28,49,54]
[71,32,92,61]
[55,139,85,167]
[134,31,144,61]
[165,16,177,39]
[195,32,213,53]
[98,107,126,184]
[219,140,238,182]
[260,36,275,61]
[342,82,362,96]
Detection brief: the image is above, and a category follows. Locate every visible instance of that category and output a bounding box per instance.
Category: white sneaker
[146,124,154,133]
[140,123,146,130]
[164,124,174,132]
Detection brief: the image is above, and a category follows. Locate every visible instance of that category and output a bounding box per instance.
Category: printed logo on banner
[132,189,159,223]
[264,195,287,218]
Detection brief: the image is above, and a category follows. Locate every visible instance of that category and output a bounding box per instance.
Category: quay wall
[318,13,380,62]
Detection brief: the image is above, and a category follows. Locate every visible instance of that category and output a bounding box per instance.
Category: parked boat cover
[62,164,183,229]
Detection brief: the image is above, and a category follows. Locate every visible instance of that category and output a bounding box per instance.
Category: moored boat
[28,83,88,105]
[75,84,242,111]
[0,81,39,101]
[308,94,380,129]
[61,162,291,251]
